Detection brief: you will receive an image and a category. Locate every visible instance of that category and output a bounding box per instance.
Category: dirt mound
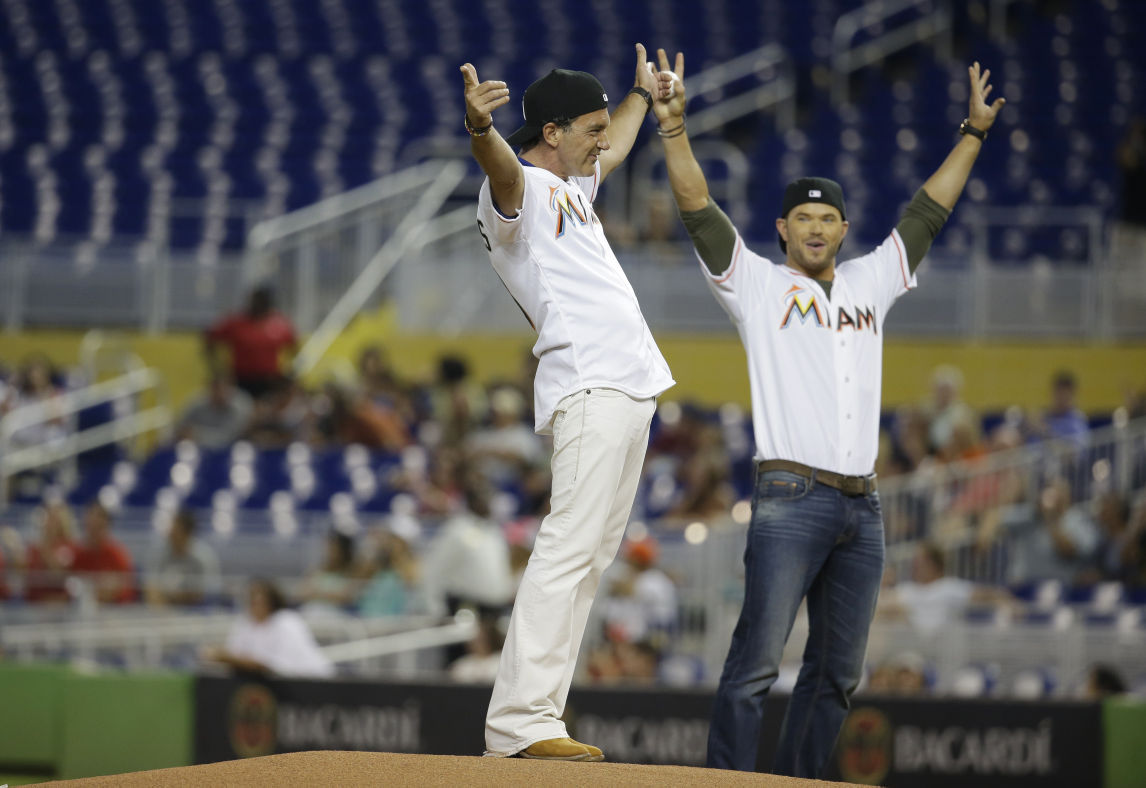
[43,750,868,786]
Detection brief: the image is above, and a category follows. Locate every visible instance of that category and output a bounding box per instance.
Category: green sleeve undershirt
[678,198,738,276]
[896,188,951,273]
[678,189,951,288]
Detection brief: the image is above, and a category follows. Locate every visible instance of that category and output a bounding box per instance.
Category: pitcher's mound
[45,750,869,786]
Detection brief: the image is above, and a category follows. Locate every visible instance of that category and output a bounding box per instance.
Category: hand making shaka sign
[460,63,510,132]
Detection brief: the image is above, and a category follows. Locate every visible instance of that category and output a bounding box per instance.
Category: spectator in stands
[421,472,513,619]
[313,379,410,451]
[665,422,735,523]
[1,354,67,498]
[201,578,334,678]
[72,501,136,604]
[358,344,416,427]
[358,526,419,617]
[424,355,487,447]
[925,365,981,459]
[204,286,297,400]
[1120,492,1146,587]
[885,405,934,477]
[391,445,465,516]
[877,542,1010,634]
[144,509,221,607]
[939,422,1028,546]
[1039,371,1089,450]
[466,386,544,488]
[175,373,253,450]
[602,536,679,644]
[0,527,11,600]
[865,653,929,696]
[10,501,79,603]
[301,529,360,612]
[1077,491,1135,585]
[448,616,506,684]
[587,639,662,685]
[244,375,311,448]
[1000,477,1100,585]
[1083,663,1127,699]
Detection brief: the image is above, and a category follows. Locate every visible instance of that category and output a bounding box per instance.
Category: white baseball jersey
[701,228,916,475]
[477,160,675,433]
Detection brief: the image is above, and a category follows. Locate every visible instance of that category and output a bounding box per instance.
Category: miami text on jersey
[780,283,878,334]
[549,186,589,238]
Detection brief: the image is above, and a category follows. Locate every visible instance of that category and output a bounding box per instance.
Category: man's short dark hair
[1090,664,1127,696]
[248,286,274,316]
[1053,370,1077,390]
[251,577,287,614]
[173,508,197,535]
[920,541,946,574]
[517,117,573,153]
[438,355,469,384]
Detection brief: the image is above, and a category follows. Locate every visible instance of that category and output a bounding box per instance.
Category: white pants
[484,388,656,755]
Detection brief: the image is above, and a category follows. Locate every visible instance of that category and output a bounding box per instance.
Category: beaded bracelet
[464,114,492,137]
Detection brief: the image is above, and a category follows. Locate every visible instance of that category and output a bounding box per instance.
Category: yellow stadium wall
[3,325,1142,416]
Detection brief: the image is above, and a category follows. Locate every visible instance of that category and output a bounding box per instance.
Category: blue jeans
[706,469,885,776]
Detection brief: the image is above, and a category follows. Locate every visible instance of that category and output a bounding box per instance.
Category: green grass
[0,774,55,786]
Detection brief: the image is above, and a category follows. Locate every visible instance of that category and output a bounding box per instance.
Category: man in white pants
[459,46,676,761]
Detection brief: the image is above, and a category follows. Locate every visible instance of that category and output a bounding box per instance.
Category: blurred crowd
[2,288,1146,688]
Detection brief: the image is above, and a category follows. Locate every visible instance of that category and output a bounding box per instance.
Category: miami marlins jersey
[701,229,917,475]
[477,160,675,433]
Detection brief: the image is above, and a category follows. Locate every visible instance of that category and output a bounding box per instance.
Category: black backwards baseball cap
[778,177,847,253]
[504,69,609,148]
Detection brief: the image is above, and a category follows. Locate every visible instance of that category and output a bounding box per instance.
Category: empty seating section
[0,0,1142,258]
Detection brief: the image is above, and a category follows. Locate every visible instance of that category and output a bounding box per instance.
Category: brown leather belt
[758,459,877,496]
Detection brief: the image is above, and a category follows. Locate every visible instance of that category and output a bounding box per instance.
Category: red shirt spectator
[15,502,79,603]
[72,502,136,604]
[205,287,297,399]
[0,548,9,600]
[24,539,80,602]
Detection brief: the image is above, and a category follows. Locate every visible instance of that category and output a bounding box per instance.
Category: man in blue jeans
[651,48,1005,776]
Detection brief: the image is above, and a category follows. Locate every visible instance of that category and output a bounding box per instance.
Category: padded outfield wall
[1,665,1142,786]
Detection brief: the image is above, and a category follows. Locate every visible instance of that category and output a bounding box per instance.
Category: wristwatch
[959,118,987,141]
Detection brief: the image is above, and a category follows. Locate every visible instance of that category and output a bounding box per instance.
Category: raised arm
[654,49,738,275]
[897,62,1006,270]
[460,62,523,217]
[919,62,1006,209]
[597,44,661,180]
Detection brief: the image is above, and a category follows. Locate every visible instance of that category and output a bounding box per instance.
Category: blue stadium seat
[0,1,1139,256]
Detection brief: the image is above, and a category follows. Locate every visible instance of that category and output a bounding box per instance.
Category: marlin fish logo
[780,283,826,329]
[549,186,588,238]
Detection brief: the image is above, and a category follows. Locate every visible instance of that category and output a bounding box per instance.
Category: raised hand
[967,61,1006,131]
[652,48,686,125]
[460,62,510,129]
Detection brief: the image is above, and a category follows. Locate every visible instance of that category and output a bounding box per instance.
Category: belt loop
[808,468,817,490]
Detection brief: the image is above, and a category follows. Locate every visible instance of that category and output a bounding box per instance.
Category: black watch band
[627,86,653,112]
[959,118,987,141]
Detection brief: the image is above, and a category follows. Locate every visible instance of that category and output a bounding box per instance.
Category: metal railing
[831,0,954,104]
[393,237,1146,339]
[242,161,470,339]
[600,43,795,238]
[880,416,1146,585]
[290,166,471,376]
[0,598,463,676]
[0,366,173,506]
[685,43,796,136]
